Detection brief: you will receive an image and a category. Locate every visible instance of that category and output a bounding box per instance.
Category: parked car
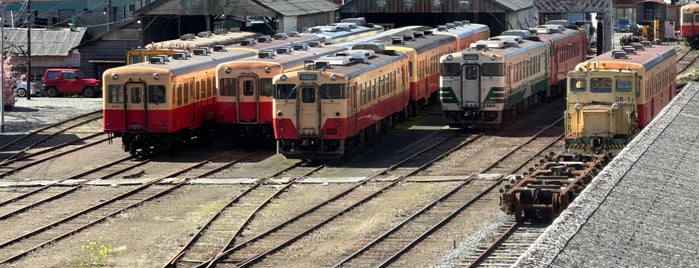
[42,68,101,98]
[616,18,631,33]
[14,81,43,97]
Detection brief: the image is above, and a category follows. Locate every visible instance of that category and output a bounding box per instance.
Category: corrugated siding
[533,0,611,13]
[256,0,338,16]
[341,0,519,13]
[3,27,86,56]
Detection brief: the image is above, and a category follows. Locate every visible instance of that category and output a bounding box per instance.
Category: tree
[3,56,16,111]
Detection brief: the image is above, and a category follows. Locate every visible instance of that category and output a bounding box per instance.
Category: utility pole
[26,0,30,100]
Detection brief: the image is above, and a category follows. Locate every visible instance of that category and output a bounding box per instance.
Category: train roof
[536,25,587,43]
[225,33,326,51]
[219,44,348,69]
[113,48,257,76]
[285,48,408,79]
[461,36,547,59]
[432,20,490,39]
[362,26,457,53]
[681,3,699,12]
[310,23,384,44]
[575,43,676,71]
[145,30,258,50]
[333,25,424,49]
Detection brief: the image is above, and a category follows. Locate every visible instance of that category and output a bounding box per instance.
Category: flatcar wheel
[514,194,523,222]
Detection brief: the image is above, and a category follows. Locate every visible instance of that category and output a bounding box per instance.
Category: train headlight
[611,103,619,111]
[277,112,282,116]
[490,55,496,60]
[574,103,581,111]
[225,67,232,73]
[446,54,453,61]
[153,73,160,80]
[111,73,119,80]
[265,66,272,73]
[331,74,338,81]
[280,74,287,81]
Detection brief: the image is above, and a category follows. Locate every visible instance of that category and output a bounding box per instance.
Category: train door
[296,85,321,137]
[461,64,480,108]
[237,76,259,123]
[124,82,147,130]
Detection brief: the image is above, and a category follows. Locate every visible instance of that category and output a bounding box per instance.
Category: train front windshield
[568,75,636,94]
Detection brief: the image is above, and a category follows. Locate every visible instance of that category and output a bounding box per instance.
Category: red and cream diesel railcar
[103,48,256,156]
[215,43,348,143]
[534,24,589,95]
[564,43,677,152]
[272,45,410,160]
[103,33,328,156]
[680,3,699,49]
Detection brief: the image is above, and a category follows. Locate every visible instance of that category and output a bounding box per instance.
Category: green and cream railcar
[439,36,550,126]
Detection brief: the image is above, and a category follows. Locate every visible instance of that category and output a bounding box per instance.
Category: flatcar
[272,46,410,160]
[215,43,348,143]
[564,42,677,152]
[439,25,587,127]
[680,3,699,49]
[103,32,328,156]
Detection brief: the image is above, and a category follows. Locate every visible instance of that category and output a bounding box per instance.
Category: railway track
[190,129,476,267]
[0,110,105,178]
[190,115,562,267]
[163,161,325,267]
[464,219,548,267]
[676,45,699,76]
[333,119,563,268]
[0,150,264,264]
[0,110,102,159]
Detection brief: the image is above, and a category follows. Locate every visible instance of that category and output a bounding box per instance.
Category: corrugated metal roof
[494,0,533,11]
[255,0,339,16]
[3,27,86,56]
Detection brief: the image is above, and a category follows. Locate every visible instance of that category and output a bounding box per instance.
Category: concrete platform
[516,82,699,267]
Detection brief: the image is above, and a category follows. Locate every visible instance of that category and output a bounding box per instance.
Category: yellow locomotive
[564,42,677,153]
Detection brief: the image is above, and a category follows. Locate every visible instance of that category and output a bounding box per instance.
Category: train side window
[570,78,586,92]
[130,87,142,103]
[616,78,633,93]
[320,84,344,99]
[301,87,315,103]
[148,85,166,104]
[184,84,189,104]
[220,78,237,96]
[590,78,612,93]
[107,85,123,103]
[260,79,273,96]
[243,80,254,96]
[464,65,478,80]
[481,63,504,76]
[177,85,182,106]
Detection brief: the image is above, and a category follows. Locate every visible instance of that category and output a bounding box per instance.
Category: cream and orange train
[272,45,410,160]
[213,26,434,144]
[103,33,328,156]
[215,44,348,143]
[564,42,677,152]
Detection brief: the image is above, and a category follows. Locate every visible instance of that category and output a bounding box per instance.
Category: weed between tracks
[74,237,113,267]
